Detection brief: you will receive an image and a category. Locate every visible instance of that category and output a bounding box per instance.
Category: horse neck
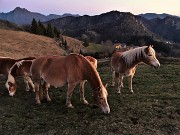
[122,47,145,68]
[85,66,103,90]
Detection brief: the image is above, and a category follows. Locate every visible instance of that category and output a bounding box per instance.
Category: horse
[0,56,35,76]
[30,54,110,114]
[5,60,35,96]
[0,57,35,94]
[79,56,97,105]
[111,45,160,94]
[38,55,98,105]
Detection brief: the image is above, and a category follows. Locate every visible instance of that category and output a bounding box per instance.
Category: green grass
[84,43,102,52]
[0,59,180,135]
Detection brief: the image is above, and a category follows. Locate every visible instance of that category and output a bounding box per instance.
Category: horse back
[11,60,33,77]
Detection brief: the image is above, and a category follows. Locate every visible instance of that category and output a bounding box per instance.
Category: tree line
[31,18,60,38]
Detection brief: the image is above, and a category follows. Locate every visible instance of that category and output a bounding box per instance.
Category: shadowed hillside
[0,29,66,58]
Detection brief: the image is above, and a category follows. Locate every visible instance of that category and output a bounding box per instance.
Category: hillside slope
[0,29,66,58]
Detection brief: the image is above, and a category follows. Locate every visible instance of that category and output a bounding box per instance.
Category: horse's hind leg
[24,76,35,92]
[111,70,116,86]
[117,75,123,94]
[80,81,89,105]
[34,82,41,104]
[44,82,51,102]
[66,83,77,108]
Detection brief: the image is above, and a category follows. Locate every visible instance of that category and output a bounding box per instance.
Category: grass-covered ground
[0,58,179,135]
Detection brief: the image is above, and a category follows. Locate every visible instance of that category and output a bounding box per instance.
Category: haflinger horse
[111,45,160,94]
[5,60,35,96]
[79,56,98,105]
[0,57,35,95]
[30,54,110,114]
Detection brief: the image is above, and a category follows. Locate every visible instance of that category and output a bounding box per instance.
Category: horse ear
[149,45,153,48]
[105,83,108,88]
[145,46,150,54]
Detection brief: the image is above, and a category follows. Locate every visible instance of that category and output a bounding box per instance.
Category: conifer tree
[38,20,46,35]
[31,18,38,34]
[54,26,60,37]
[47,23,54,38]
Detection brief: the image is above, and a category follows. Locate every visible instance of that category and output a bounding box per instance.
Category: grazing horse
[5,60,35,96]
[0,57,35,94]
[0,56,35,76]
[31,54,110,114]
[111,45,160,94]
[79,56,97,104]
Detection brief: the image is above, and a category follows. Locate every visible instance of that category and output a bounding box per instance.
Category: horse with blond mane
[5,60,35,96]
[31,54,110,114]
[111,45,160,94]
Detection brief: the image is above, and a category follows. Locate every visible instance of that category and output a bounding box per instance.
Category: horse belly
[42,73,66,88]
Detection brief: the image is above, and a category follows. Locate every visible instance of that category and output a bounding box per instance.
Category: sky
[0,0,179,16]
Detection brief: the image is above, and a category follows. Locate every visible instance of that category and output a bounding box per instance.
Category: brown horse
[79,56,97,104]
[31,54,110,114]
[5,60,35,96]
[0,57,35,94]
[0,56,35,76]
[111,45,160,94]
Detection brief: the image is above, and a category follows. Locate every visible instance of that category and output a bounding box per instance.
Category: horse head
[5,74,17,96]
[143,45,160,68]
[94,84,110,114]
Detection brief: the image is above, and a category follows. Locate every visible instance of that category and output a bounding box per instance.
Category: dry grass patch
[0,29,66,58]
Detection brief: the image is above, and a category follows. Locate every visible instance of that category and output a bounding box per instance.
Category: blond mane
[122,46,147,66]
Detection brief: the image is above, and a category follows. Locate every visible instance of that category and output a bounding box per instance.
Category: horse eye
[148,54,152,56]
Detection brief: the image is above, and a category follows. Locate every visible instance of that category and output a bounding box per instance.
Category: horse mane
[121,46,147,66]
[70,54,102,88]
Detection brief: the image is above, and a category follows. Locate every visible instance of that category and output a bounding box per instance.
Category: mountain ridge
[0,7,80,25]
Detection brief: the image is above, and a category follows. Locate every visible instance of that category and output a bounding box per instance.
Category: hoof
[130,90,134,94]
[67,104,74,109]
[83,100,89,105]
[80,99,89,105]
[116,91,121,94]
[26,89,30,91]
[111,83,115,87]
[36,102,41,105]
[47,98,52,102]
[36,100,41,105]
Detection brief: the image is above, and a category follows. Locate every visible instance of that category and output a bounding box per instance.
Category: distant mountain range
[0,7,79,25]
[46,11,180,43]
[139,13,179,20]
[0,7,180,45]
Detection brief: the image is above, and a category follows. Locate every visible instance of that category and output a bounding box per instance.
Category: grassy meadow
[0,58,179,135]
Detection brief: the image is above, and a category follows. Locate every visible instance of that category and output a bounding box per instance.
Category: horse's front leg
[66,83,77,108]
[80,81,89,105]
[129,75,134,93]
[23,76,30,91]
[117,75,123,94]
